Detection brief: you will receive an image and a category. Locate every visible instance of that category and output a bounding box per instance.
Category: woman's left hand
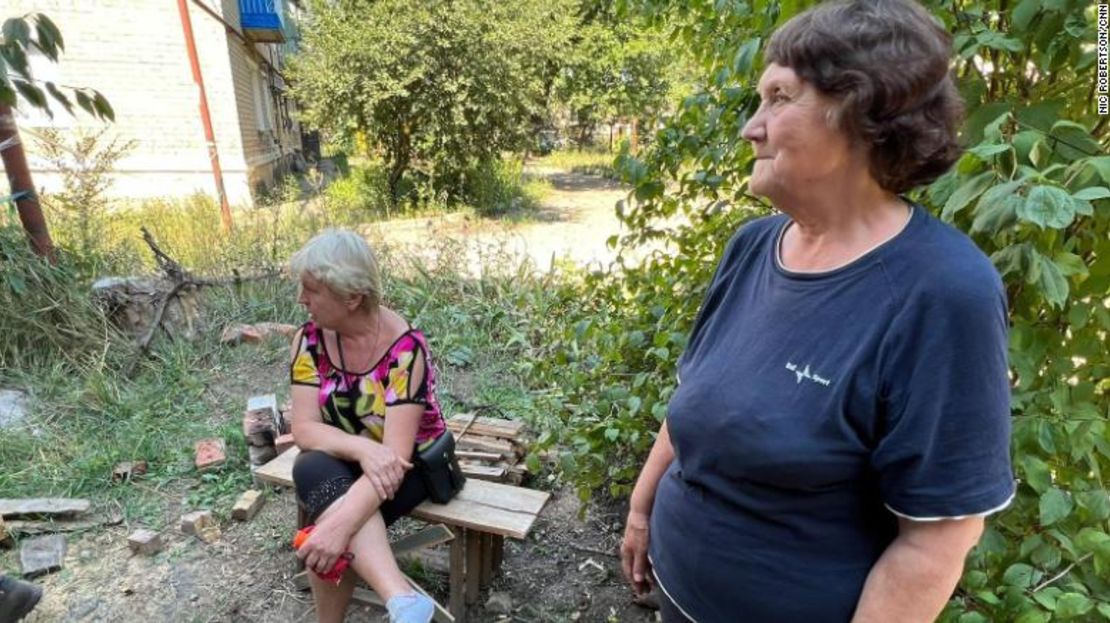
[296,514,354,576]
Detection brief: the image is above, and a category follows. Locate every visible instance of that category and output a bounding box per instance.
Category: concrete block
[180,510,221,544]
[20,534,67,578]
[127,529,163,555]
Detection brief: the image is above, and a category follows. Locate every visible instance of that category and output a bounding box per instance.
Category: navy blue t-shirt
[649,206,1015,622]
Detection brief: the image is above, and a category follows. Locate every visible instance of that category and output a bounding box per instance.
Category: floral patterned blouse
[290,320,447,446]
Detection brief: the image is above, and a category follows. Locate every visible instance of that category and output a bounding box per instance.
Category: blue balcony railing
[240,0,285,43]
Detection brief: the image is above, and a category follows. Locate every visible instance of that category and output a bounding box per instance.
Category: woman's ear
[346,293,364,312]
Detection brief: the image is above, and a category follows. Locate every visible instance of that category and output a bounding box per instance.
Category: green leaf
[1055,593,1093,619]
[2,18,31,47]
[1003,562,1038,588]
[92,91,115,121]
[1040,487,1073,526]
[968,143,1012,159]
[958,613,990,623]
[604,428,619,443]
[1076,492,1110,521]
[942,171,996,220]
[1033,587,1062,611]
[1052,253,1087,277]
[1083,156,1110,183]
[43,82,73,115]
[12,79,47,111]
[1019,185,1076,229]
[1015,610,1050,623]
[1075,528,1110,554]
[33,14,64,51]
[1035,255,1069,308]
[1012,0,1042,32]
[1072,186,1110,201]
[1097,603,1110,619]
[1021,454,1053,493]
[732,37,760,77]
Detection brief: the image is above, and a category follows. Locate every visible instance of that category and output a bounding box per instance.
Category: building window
[252,68,273,132]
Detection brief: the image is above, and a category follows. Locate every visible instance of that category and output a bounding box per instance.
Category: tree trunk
[0,103,55,263]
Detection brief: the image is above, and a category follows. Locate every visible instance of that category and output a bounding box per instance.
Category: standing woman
[620,1,1015,622]
[288,229,447,623]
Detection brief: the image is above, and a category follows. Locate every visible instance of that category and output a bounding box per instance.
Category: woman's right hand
[621,509,653,596]
[358,440,413,501]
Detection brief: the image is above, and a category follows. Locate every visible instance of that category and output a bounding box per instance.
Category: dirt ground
[6,168,663,622]
[361,168,676,277]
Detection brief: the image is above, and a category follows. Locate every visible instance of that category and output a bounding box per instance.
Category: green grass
[0,150,581,576]
[536,149,620,179]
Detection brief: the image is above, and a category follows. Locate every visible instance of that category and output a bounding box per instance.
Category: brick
[231,490,264,522]
[20,534,67,578]
[180,510,221,544]
[220,324,264,345]
[274,433,295,455]
[194,438,227,471]
[112,460,147,482]
[127,529,163,555]
[247,444,277,466]
[243,410,275,447]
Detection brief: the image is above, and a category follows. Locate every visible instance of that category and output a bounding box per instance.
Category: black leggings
[292,450,429,526]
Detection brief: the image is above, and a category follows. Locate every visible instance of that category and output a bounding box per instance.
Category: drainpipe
[176,0,233,231]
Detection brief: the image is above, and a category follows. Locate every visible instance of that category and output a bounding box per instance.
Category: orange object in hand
[293,525,353,584]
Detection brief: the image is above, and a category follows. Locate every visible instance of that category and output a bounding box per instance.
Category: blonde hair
[289,229,382,311]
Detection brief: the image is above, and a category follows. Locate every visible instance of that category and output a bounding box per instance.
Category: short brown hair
[765,0,963,194]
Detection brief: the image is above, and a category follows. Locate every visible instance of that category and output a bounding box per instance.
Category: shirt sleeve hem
[291,380,321,388]
[884,482,1016,522]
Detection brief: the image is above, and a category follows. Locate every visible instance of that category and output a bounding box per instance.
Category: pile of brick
[242,394,293,472]
[448,414,530,485]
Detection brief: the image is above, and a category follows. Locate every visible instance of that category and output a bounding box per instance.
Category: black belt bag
[415,431,465,504]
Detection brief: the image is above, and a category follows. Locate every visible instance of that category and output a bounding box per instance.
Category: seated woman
[288,229,447,623]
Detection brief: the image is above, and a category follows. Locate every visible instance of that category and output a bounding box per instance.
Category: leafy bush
[0,221,117,369]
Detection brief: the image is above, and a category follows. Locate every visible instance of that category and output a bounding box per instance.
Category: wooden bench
[254,446,550,622]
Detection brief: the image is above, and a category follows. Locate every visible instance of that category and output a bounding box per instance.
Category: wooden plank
[460,463,507,482]
[403,572,456,623]
[0,498,90,518]
[5,518,102,536]
[454,479,549,515]
[454,435,515,457]
[491,535,504,575]
[390,524,454,558]
[465,528,482,605]
[479,533,493,589]
[447,415,525,440]
[449,527,466,619]
[257,448,550,539]
[253,445,299,487]
[456,450,502,462]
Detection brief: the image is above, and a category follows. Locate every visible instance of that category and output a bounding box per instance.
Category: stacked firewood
[447,414,530,485]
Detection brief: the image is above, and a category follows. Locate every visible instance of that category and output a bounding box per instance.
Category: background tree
[1,12,113,260]
[288,0,574,203]
[552,8,679,149]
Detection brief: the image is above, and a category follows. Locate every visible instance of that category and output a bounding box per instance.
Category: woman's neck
[332,308,381,344]
[775,175,909,273]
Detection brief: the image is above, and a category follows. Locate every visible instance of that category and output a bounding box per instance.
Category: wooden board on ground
[0,498,90,518]
[454,435,516,458]
[446,415,525,440]
[459,463,507,482]
[256,447,549,539]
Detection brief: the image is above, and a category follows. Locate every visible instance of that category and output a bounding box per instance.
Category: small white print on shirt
[785,361,832,387]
